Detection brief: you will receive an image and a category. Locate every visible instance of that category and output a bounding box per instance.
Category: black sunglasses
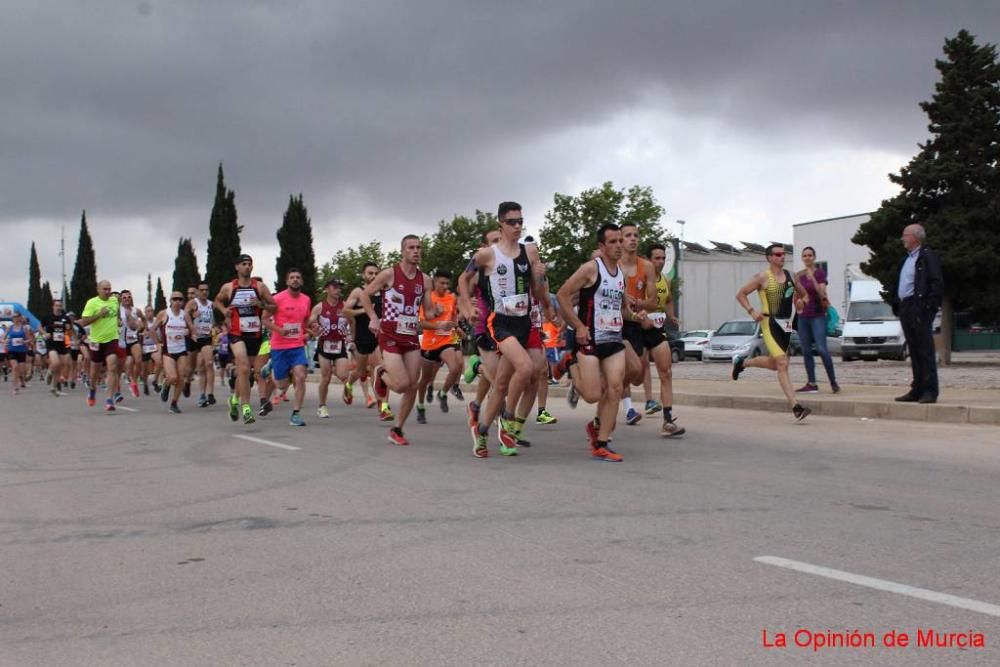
[502,217,524,226]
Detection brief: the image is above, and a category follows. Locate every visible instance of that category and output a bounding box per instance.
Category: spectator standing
[794,247,840,394]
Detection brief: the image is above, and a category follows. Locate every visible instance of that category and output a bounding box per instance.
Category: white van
[840,279,907,361]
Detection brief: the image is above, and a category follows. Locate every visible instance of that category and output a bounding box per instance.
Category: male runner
[358,235,439,446]
[214,254,277,424]
[459,202,551,458]
[150,291,196,413]
[556,224,628,462]
[458,228,502,430]
[310,277,353,418]
[187,281,217,407]
[733,243,812,421]
[79,281,122,411]
[40,298,73,395]
[267,268,312,426]
[344,262,383,413]
[416,269,463,424]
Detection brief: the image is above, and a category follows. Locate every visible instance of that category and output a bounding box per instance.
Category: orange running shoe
[387,427,409,446]
[366,396,377,409]
[591,446,622,463]
[379,405,394,422]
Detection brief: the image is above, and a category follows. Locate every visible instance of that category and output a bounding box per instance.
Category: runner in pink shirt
[265,269,313,426]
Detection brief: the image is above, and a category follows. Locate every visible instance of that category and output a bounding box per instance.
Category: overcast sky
[2,1,998,304]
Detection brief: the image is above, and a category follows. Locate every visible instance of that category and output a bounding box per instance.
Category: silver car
[678,329,714,360]
[702,320,762,361]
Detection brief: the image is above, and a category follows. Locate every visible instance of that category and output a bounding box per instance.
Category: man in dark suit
[891,223,944,404]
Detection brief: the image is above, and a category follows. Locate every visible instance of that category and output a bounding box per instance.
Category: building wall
[792,213,872,316]
[678,254,765,331]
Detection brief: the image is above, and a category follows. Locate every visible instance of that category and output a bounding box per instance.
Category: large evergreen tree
[39,280,54,316]
[68,210,98,315]
[274,194,317,297]
[853,30,1000,358]
[27,242,44,314]
[204,163,242,295]
[154,277,167,311]
[171,237,202,294]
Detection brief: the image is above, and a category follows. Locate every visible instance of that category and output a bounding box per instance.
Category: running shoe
[499,442,518,457]
[142,381,150,396]
[259,360,272,379]
[661,419,686,437]
[552,352,571,381]
[207,393,217,405]
[535,408,557,425]
[591,446,623,463]
[114,392,124,404]
[795,383,819,393]
[342,382,354,405]
[317,405,330,418]
[152,380,161,393]
[387,427,409,446]
[281,392,289,403]
[50,383,58,396]
[585,420,599,448]
[467,401,480,429]
[258,400,274,417]
[271,394,282,406]
[366,396,377,409]
[438,390,449,413]
[160,384,170,402]
[169,403,182,414]
[450,384,464,401]
[470,425,489,458]
[242,404,256,424]
[625,408,642,425]
[289,412,306,427]
[462,355,480,384]
[515,437,531,448]
[497,418,518,452]
[373,366,387,400]
[198,395,210,408]
[228,394,239,422]
[567,383,580,409]
[644,399,662,415]
[70,380,77,390]
[129,381,140,398]
[45,369,53,386]
[424,384,434,405]
[104,400,116,413]
[183,380,191,398]
[416,406,427,424]
[792,404,812,422]
[831,382,841,394]
[87,389,98,406]
[379,404,394,422]
[731,355,745,381]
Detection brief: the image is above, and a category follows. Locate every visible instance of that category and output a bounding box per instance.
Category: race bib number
[396,314,418,336]
[647,312,667,329]
[239,316,261,333]
[501,294,530,317]
[142,340,158,353]
[11,337,24,348]
[530,305,543,328]
[283,322,302,337]
[126,330,139,343]
[196,322,212,337]
[323,340,343,354]
[595,308,623,333]
[169,332,185,344]
[774,317,793,333]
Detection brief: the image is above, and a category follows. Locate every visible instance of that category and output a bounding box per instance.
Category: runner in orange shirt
[415,269,464,424]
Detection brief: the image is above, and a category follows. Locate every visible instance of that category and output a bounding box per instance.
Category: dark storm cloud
[1,1,998,262]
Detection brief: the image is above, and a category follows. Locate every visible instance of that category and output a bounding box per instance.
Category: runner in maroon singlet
[309,277,354,418]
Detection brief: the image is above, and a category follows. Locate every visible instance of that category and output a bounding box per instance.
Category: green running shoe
[228,394,239,422]
[535,408,557,425]
[462,354,480,384]
[242,404,255,424]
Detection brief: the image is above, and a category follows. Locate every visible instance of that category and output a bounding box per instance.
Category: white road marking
[755,555,1000,618]
[233,434,301,451]
[116,406,139,412]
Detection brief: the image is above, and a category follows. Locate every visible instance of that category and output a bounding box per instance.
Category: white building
[791,212,873,315]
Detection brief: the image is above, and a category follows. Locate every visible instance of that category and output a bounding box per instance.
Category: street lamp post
[676,220,686,326]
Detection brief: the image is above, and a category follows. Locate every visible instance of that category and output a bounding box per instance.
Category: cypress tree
[68,211,98,315]
[205,163,242,295]
[27,243,44,314]
[853,30,1000,361]
[275,193,317,297]
[154,278,167,311]
[171,238,202,294]
[39,281,54,316]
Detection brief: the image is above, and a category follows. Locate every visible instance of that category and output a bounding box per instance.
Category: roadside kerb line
[233,434,301,451]
[116,406,139,412]
[755,555,1000,618]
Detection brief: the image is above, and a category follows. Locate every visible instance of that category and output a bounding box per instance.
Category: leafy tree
[154,277,167,311]
[275,194,317,297]
[853,30,1000,359]
[68,210,98,314]
[171,237,202,294]
[421,210,497,277]
[538,182,670,288]
[39,280,54,316]
[204,163,242,295]
[27,242,44,314]
[318,241,392,290]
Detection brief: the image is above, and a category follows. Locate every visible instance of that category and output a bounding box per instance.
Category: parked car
[678,329,714,360]
[666,330,685,363]
[702,319,763,361]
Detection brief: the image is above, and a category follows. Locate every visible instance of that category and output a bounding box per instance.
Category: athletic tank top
[379,265,424,339]
[318,299,349,355]
[141,329,158,353]
[120,307,141,344]
[647,274,671,329]
[578,258,625,345]
[194,299,214,338]
[8,326,28,352]
[759,269,795,318]
[486,243,531,318]
[354,290,380,341]
[164,308,188,354]
[624,257,653,305]
[227,279,262,336]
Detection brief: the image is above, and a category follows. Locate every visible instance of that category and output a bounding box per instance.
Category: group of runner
[3,200,812,461]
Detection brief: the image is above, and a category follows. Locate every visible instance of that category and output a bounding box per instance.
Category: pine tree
[274,194,317,298]
[39,280,54,316]
[171,238,202,294]
[27,242,44,314]
[853,30,1000,361]
[154,278,166,311]
[146,274,153,308]
[204,163,242,295]
[68,211,98,315]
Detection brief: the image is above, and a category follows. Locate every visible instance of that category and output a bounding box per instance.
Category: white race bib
[530,304,543,328]
[126,330,139,343]
[323,339,343,354]
[12,337,24,348]
[595,308,623,333]
[396,314,418,336]
[283,322,302,337]
[647,312,667,329]
[196,322,212,337]
[142,339,158,353]
[773,317,793,333]
[501,293,530,317]
[239,316,261,333]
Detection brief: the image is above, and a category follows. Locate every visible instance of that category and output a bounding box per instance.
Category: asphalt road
[2,385,999,666]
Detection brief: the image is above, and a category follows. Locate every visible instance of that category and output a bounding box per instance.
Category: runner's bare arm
[359,268,393,327]
[736,273,765,321]
[342,289,366,317]
[213,284,232,317]
[258,284,277,314]
[556,262,597,333]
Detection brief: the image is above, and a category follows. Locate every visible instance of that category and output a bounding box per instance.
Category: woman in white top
[150,292,195,413]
